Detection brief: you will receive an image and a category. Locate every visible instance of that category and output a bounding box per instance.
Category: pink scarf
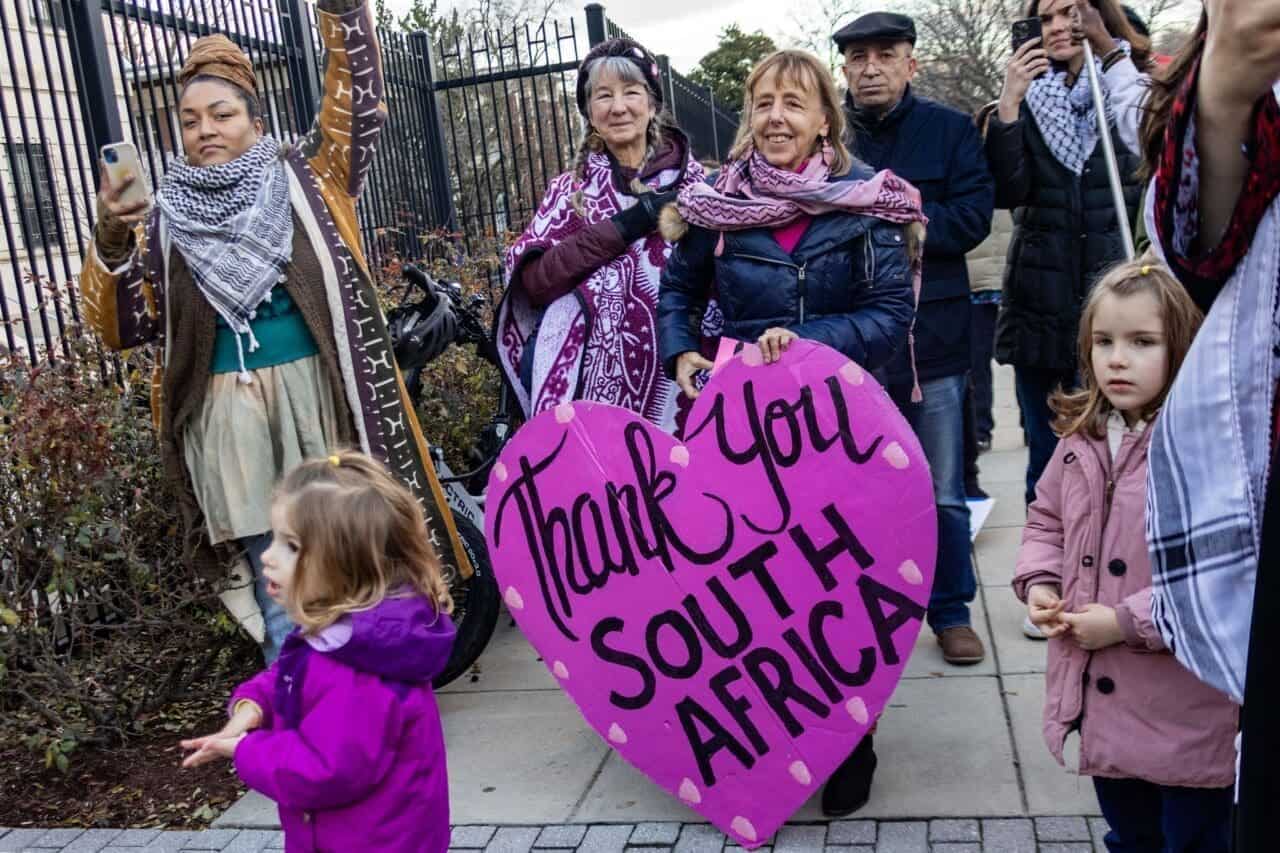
[678,148,926,240]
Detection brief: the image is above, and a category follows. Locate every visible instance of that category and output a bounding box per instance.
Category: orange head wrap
[178,35,258,100]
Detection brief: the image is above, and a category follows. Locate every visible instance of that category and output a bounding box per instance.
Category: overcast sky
[384,0,1202,76]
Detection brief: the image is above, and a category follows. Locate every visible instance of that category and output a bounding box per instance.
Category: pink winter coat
[1012,424,1237,788]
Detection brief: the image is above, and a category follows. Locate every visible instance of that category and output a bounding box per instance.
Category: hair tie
[1140,264,1152,276]
[328,454,341,467]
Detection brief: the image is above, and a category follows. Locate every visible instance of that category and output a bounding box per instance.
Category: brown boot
[937,626,985,665]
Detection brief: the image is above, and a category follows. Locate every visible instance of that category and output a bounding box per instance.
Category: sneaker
[1022,615,1048,640]
[821,735,877,817]
[937,625,986,665]
[965,481,989,500]
[977,438,993,453]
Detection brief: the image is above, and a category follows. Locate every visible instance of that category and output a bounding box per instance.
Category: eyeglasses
[844,52,907,72]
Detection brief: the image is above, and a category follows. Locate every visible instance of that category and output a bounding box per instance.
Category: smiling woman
[495,37,708,435]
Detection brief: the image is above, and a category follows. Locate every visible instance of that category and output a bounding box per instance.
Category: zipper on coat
[797,264,807,324]
[727,253,808,325]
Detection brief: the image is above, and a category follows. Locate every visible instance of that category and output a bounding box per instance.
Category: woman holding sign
[81,1,470,665]
[657,50,922,399]
[657,49,925,816]
[496,37,706,434]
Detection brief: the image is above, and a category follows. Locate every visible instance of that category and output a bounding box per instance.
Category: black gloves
[611,189,679,244]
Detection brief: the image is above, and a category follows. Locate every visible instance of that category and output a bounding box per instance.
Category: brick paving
[1,819,1105,852]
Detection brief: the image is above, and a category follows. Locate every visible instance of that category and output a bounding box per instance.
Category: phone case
[1011,18,1042,52]
[101,144,151,209]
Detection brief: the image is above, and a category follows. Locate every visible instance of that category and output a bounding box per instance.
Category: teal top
[210,284,319,374]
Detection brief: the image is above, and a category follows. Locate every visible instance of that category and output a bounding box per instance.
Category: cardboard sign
[485,340,936,847]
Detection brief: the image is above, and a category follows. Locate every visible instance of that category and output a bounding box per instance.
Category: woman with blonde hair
[658,48,925,816]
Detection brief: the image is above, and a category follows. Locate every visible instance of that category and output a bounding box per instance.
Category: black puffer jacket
[985,104,1142,370]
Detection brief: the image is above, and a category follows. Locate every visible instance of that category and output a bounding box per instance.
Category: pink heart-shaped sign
[485,340,936,847]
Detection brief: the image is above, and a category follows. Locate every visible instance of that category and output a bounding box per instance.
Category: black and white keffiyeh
[156,135,293,376]
[1025,42,1128,175]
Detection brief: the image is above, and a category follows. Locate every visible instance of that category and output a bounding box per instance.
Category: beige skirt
[183,355,341,545]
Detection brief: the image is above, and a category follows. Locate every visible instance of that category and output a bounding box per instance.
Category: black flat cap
[832,12,917,52]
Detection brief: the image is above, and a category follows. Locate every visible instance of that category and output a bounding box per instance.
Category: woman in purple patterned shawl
[495,38,706,433]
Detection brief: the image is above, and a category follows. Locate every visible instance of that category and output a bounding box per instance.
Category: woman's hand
[1195,0,1280,245]
[1201,0,1280,113]
[675,351,713,400]
[757,328,798,365]
[1075,2,1114,54]
[1026,583,1068,638]
[95,161,150,235]
[1060,603,1125,650]
[613,189,680,243]
[998,38,1050,123]
[180,732,246,768]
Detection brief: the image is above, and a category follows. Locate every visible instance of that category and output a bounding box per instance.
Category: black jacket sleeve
[922,117,995,257]
[985,113,1032,210]
[658,224,718,378]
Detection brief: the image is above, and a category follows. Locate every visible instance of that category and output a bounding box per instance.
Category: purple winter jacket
[230,594,456,853]
[1012,426,1237,788]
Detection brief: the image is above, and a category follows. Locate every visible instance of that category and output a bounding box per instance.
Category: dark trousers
[969,300,998,442]
[1236,455,1280,852]
[888,374,975,632]
[1093,777,1232,853]
[1014,365,1075,506]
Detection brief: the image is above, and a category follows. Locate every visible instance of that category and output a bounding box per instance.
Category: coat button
[1082,555,1094,568]
[1096,676,1115,695]
[1063,452,1077,464]
[1108,559,1127,577]
[303,812,312,823]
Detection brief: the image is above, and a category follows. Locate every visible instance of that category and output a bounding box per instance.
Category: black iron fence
[0,0,735,367]
[595,5,739,164]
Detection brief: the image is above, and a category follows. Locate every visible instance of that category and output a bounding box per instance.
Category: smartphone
[100,142,151,208]
[1011,17,1043,53]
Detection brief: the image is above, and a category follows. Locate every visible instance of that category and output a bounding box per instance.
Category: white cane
[1081,39,1136,260]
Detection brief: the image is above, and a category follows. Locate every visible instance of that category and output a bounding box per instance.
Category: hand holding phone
[98,142,152,230]
[999,25,1051,123]
[1011,16,1043,53]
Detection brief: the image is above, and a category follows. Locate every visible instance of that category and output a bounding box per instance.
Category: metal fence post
[279,0,322,131]
[410,32,459,232]
[68,0,122,185]
[584,3,606,46]
[656,54,677,122]
[708,90,720,158]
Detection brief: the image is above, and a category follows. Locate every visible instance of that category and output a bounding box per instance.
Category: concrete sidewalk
[204,363,1101,850]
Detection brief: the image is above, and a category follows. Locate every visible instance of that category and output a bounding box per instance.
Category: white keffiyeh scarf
[1025,42,1128,175]
[156,135,293,377]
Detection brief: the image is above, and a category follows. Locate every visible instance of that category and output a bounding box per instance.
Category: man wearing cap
[813,12,993,819]
[834,15,993,663]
